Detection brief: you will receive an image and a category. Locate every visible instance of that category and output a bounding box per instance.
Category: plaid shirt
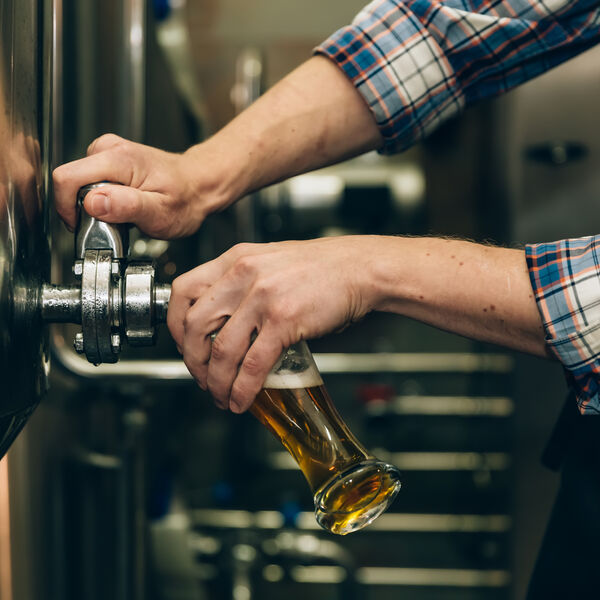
[527,238,600,414]
[316,0,600,153]
[317,0,600,413]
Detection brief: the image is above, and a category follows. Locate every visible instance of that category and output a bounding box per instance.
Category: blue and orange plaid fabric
[316,0,600,153]
[527,238,600,414]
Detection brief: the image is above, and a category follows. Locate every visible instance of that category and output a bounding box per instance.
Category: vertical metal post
[232,48,263,242]
[121,0,146,142]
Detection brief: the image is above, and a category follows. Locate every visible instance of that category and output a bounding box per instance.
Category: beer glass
[250,341,402,535]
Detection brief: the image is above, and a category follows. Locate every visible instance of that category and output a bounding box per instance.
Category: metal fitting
[42,183,171,365]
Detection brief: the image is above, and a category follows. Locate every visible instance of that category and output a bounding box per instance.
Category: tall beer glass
[250,341,402,535]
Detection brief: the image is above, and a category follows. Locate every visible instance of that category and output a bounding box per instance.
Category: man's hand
[167,237,378,413]
[52,134,229,239]
[52,57,382,239]
[168,235,549,414]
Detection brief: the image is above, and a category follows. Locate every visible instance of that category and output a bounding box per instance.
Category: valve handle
[75,182,130,260]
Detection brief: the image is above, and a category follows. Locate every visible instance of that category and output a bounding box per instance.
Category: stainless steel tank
[0,0,51,458]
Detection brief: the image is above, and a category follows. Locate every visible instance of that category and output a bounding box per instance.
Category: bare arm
[167,235,550,413]
[53,56,382,236]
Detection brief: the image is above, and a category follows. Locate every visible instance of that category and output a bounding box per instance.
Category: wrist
[180,137,249,222]
[349,236,407,315]
[364,236,420,314]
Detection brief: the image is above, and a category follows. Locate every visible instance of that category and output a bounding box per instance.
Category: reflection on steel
[315,352,513,373]
[71,447,122,470]
[121,0,146,141]
[41,284,81,323]
[269,450,511,471]
[50,345,514,381]
[375,450,510,471]
[385,451,510,471]
[356,567,510,587]
[365,395,514,417]
[52,343,188,379]
[0,458,13,600]
[341,513,511,533]
[290,566,347,584]
[0,0,50,455]
[232,48,263,242]
[190,509,511,533]
[154,0,207,133]
[288,565,510,587]
[51,0,63,163]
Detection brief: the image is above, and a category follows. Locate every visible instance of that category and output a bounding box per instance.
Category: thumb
[83,184,144,225]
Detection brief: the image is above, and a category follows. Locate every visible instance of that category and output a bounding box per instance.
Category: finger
[169,246,262,346]
[83,184,144,223]
[53,152,134,229]
[229,328,285,414]
[87,133,125,156]
[167,261,229,348]
[205,310,256,409]
[182,309,230,404]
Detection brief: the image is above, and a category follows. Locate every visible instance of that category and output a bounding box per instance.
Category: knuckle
[170,277,184,298]
[210,334,228,361]
[266,300,290,324]
[240,352,264,378]
[52,166,65,186]
[92,133,123,152]
[231,381,255,409]
[231,254,258,277]
[253,277,276,299]
[229,242,255,258]
[182,312,195,333]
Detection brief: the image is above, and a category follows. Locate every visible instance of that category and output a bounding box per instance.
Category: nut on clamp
[42,182,171,365]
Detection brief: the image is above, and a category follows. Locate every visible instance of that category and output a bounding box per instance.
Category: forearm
[365,236,551,358]
[185,56,383,209]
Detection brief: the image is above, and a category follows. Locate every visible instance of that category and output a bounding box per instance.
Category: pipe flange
[80,249,121,365]
[124,262,156,346]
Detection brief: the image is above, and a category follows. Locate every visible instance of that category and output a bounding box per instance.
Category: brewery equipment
[41,183,171,365]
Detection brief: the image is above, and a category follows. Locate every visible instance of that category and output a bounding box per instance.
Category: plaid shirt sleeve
[527,237,600,415]
[316,0,600,153]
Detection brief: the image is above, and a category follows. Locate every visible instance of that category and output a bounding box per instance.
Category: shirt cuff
[315,0,464,154]
[526,236,600,415]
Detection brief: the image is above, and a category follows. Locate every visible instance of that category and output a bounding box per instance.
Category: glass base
[313,460,402,535]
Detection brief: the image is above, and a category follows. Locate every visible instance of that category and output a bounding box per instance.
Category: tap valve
[42,183,171,365]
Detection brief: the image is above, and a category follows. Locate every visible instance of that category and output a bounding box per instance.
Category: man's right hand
[53,133,229,239]
[52,56,382,239]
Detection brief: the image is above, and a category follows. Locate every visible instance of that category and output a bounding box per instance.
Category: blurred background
[2,0,599,599]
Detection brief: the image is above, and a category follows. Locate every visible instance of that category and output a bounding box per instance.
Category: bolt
[72,262,83,277]
[74,332,84,353]
[111,333,121,354]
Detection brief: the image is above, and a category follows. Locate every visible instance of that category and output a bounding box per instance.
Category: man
[53,0,600,414]
[53,1,600,595]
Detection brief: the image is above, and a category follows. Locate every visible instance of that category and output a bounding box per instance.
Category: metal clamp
[42,183,170,365]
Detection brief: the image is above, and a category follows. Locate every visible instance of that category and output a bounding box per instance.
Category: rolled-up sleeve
[316,0,600,153]
[527,236,600,415]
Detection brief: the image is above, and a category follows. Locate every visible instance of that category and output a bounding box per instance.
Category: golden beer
[250,342,401,535]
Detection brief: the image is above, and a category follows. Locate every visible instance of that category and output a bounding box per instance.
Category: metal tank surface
[0,0,169,459]
[0,0,51,458]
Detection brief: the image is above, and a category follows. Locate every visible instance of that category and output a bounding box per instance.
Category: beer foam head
[263,364,323,389]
